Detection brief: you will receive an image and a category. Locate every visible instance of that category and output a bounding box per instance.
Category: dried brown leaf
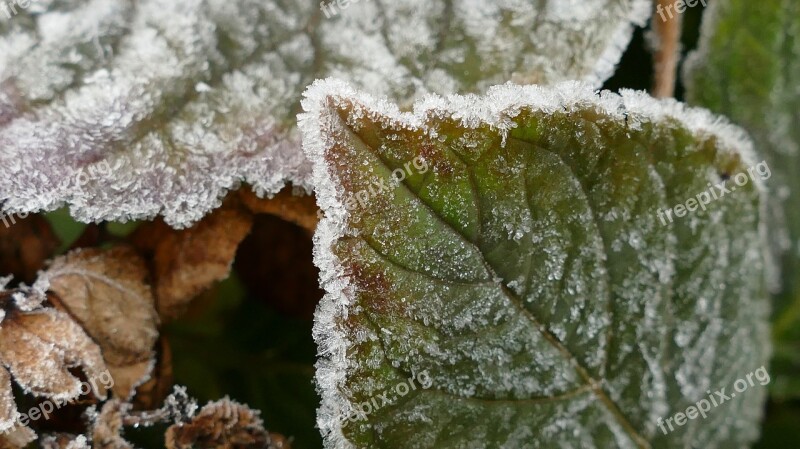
[105,361,153,405]
[239,187,319,233]
[131,203,253,321]
[0,214,60,283]
[0,367,14,434]
[39,434,90,449]
[132,338,173,411]
[92,400,133,449]
[0,306,108,402]
[44,247,159,401]
[164,398,287,449]
[0,424,36,449]
[0,288,109,435]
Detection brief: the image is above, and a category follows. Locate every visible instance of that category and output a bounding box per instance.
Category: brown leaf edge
[130,197,254,322]
[239,185,319,233]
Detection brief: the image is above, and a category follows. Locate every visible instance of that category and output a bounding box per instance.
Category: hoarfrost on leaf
[164,397,277,449]
[0,287,110,434]
[0,0,648,228]
[39,434,91,449]
[42,246,160,400]
[91,400,134,449]
[300,79,771,448]
[684,0,800,399]
[0,424,36,449]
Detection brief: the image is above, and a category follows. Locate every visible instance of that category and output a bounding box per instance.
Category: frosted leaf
[42,246,159,399]
[0,289,109,432]
[0,424,36,449]
[0,0,648,228]
[91,400,134,449]
[39,434,91,449]
[684,0,799,399]
[316,0,650,102]
[164,398,284,449]
[0,369,15,434]
[300,79,771,448]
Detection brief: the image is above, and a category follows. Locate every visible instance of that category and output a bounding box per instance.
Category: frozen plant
[0,0,796,448]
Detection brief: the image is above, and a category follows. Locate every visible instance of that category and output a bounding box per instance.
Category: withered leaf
[0,308,109,399]
[0,214,60,284]
[44,247,159,400]
[239,186,319,233]
[92,400,133,449]
[0,367,30,449]
[0,424,36,449]
[132,337,173,411]
[0,368,34,448]
[102,360,154,404]
[0,367,13,433]
[164,398,287,449]
[131,203,253,321]
[39,434,91,449]
[0,290,109,432]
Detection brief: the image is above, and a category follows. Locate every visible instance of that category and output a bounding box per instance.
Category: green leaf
[0,0,650,228]
[300,80,771,448]
[684,0,800,399]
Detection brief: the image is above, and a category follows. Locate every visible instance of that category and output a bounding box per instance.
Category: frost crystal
[0,0,648,227]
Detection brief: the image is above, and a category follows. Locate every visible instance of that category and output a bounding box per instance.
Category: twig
[651,0,683,98]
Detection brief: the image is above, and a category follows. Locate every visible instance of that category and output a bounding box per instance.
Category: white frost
[0,0,648,228]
